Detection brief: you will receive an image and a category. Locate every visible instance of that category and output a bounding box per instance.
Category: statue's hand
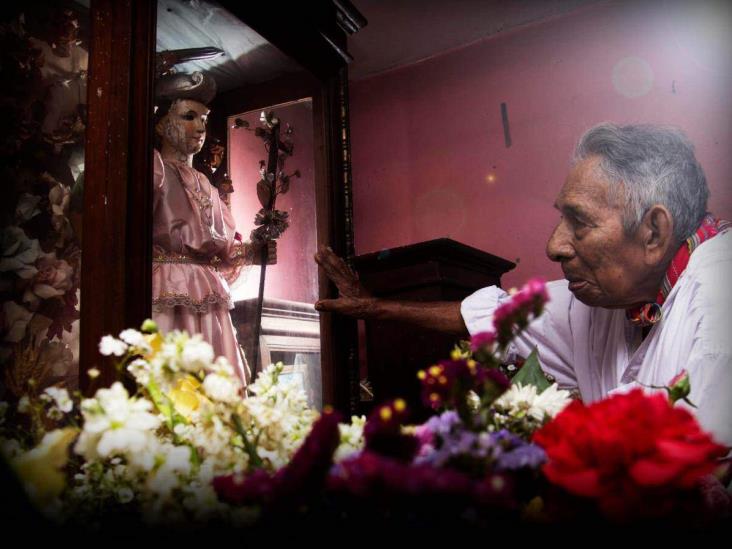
[314,244,370,298]
[252,240,277,265]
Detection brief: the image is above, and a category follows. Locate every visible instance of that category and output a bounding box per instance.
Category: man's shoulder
[676,230,732,354]
[683,229,732,298]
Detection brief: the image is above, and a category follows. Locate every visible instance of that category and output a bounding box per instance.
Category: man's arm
[313,245,468,336]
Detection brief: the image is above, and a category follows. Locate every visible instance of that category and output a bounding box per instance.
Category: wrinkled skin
[314,245,373,316]
[546,155,675,308]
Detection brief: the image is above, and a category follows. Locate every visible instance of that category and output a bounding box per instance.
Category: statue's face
[157,99,209,155]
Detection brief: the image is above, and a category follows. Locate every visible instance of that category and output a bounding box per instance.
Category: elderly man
[315,123,732,446]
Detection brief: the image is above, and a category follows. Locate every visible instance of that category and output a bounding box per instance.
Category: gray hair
[573,123,709,243]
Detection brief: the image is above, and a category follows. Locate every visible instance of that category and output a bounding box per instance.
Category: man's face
[546,156,649,309]
[157,99,209,155]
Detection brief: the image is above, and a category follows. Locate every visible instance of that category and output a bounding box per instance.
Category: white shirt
[461,230,732,446]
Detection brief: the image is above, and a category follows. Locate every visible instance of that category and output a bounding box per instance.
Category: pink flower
[23,253,74,308]
[493,277,549,347]
[666,369,691,404]
[470,331,496,352]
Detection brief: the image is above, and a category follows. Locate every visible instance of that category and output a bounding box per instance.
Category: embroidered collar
[626,214,731,327]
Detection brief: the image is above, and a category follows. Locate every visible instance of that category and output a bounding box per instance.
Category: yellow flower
[143,332,163,360]
[168,375,205,419]
[12,427,78,505]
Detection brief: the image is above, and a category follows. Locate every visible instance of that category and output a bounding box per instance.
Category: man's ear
[640,205,674,264]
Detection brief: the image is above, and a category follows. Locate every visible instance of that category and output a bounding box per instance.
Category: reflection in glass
[228,100,321,409]
[155,1,321,406]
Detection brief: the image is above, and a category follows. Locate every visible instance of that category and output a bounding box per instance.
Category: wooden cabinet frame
[81,0,363,412]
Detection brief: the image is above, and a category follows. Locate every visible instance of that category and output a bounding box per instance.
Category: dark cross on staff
[233,111,300,378]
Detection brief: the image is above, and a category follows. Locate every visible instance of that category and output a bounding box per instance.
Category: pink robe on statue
[152,149,250,385]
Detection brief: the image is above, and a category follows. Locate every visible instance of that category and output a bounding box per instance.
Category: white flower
[43,387,73,413]
[119,328,151,352]
[335,415,366,462]
[75,382,161,464]
[211,356,235,377]
[162,444,193,475]
[180,336,214,373]
[98,335,128,356]
[146,444,193,498]
[533,383,572,419]
[202,373,240,403]
[87,368,100,379]
[129,444,159,472]
[494,382,571,422]
[127,358,151,385]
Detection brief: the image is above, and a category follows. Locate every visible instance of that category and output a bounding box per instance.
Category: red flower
[533,389,727,520]
[363,399,419,462]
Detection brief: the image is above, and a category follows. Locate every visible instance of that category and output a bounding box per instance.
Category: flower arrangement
[1,278,729,531]
[1,8,86,403]
[0,320,361,527]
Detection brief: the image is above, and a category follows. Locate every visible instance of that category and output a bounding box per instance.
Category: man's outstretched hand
[313,244,467,334]
[314,245,373,317]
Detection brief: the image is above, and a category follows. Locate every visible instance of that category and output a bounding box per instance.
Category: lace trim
[152,291,232,314]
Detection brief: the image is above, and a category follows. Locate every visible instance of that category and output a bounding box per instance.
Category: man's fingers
[314,298,337,312]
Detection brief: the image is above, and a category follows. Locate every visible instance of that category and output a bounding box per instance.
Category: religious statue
[152,69,274,386]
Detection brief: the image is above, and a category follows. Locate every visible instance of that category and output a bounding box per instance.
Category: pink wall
[227,99,318,304]
[350,0,732,289]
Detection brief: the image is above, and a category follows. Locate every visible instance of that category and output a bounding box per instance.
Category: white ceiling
[156,0,301,92]
[347,0,604,80]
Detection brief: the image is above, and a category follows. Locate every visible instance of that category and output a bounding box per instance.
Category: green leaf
[146,378,172,418]
[511,347,551,393]
[146,378,188,431]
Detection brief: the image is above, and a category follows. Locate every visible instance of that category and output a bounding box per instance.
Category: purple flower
[489,429,546,472]
[495,444,546,471]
